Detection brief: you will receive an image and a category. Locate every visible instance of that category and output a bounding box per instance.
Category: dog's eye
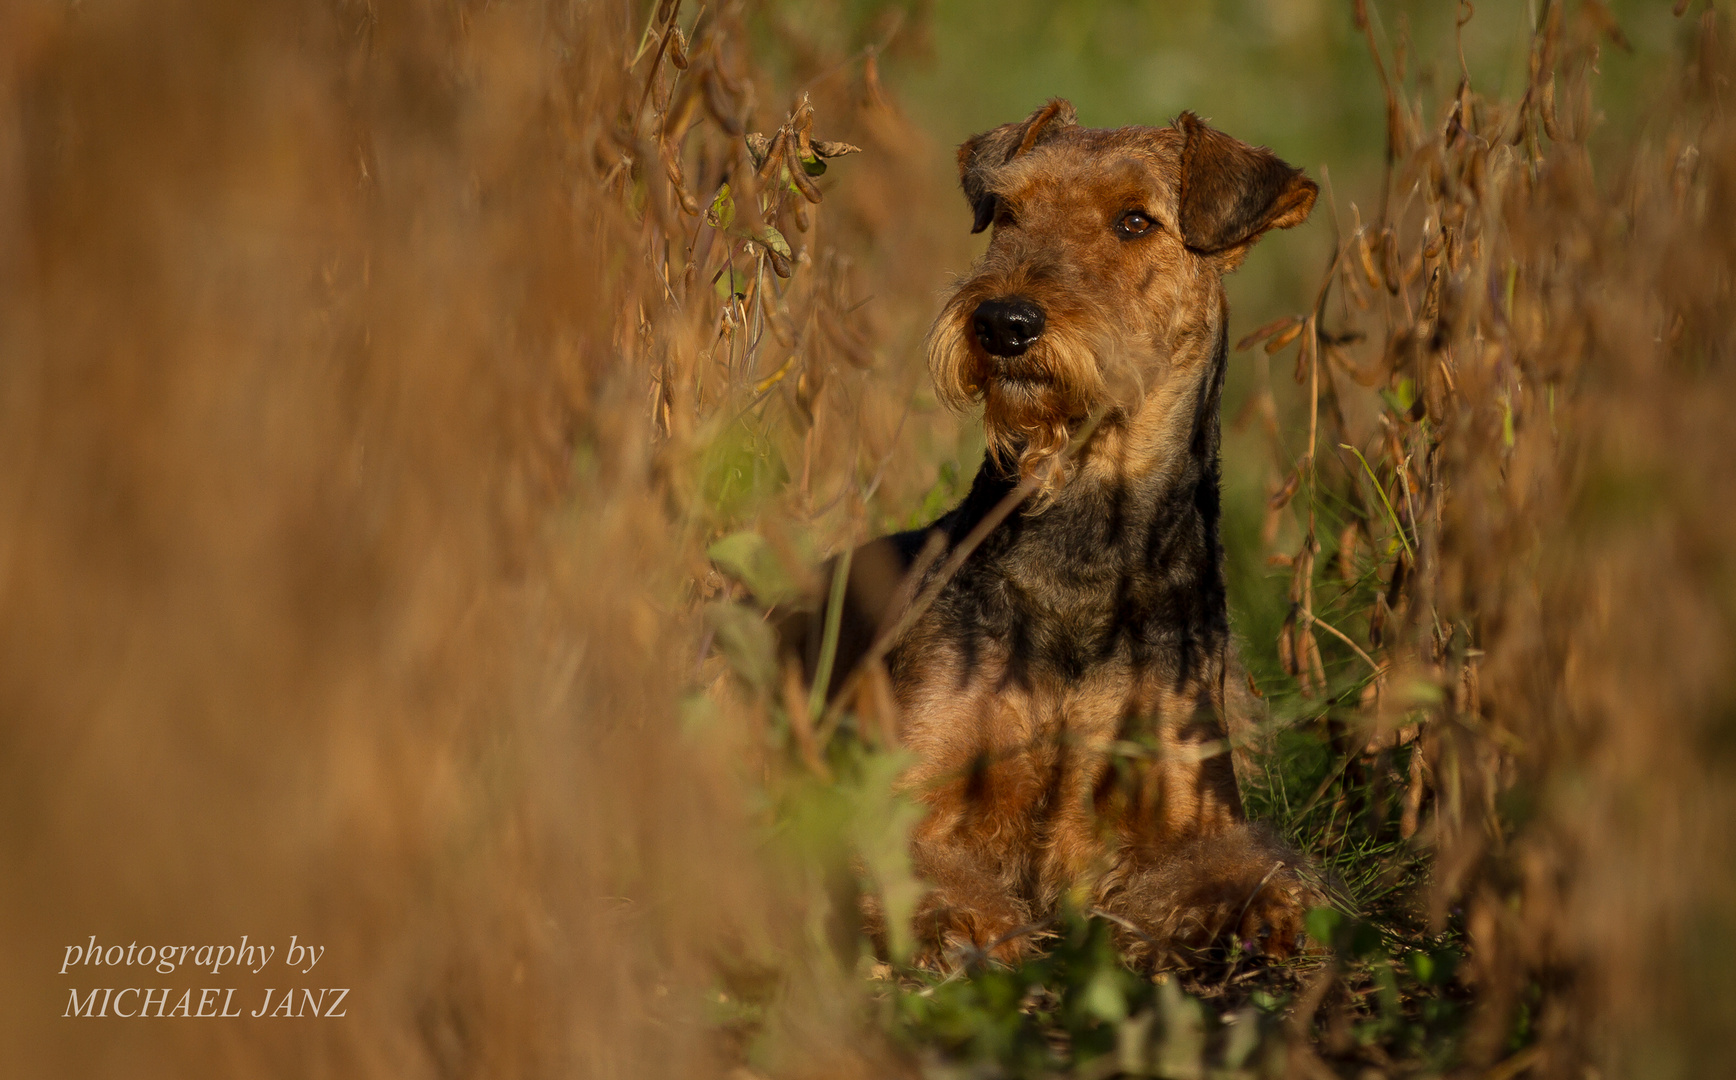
[994,207,1017,229]
[1115,210,1156,239]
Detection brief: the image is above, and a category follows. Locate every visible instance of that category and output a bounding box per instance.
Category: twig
[1309,612,1384,675]
[1087,907,1155,945]
[807,545,853,720]
[632,0,684,138]
[937,913,1061,975]
[981,914,1060,957]
[816,410,1109,730]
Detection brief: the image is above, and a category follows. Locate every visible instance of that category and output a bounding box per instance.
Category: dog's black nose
[972,298,1046,358]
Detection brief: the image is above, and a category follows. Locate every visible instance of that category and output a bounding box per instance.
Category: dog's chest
[919,479,1220,684]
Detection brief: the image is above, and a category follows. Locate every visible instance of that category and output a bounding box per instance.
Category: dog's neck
[928,318,1230,687]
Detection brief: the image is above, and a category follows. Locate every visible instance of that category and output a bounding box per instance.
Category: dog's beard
[926,297,1140,496]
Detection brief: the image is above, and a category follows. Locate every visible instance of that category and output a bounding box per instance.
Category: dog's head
[926,100,1316,488]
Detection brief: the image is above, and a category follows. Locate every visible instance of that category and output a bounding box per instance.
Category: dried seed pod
[794,365,819,422]
[1279,608,1299,677]
[791,94,817,164]
[784,135,823,204]
[1292,321,1315,384]
[758,228,793,278]
[662,81,702,143]
[1269,468,1303,511]
[1423,354,1450,423]
[1358,229,1384,290]
[1384,551,1409,611]
[702,68,744,136]
[1344,256,1373,310]
[1461,143,1486,203]
[1673,144,1700,204]
[1295,623,1321,698]
[1368,596,1388,649]
[753,130,787,183]
[1236,314,1301,352]
[1380,225,1401,294]
[1265,319,1305,355]
[667,26,689,69]
[1422,220,1444,260]
[1400,741,1427,839]
[1584,0,1633,51]
[761,247,791,279]
[862,51,890,110]
[1540,74,1560,143]
[661,143,700,216]
[822,318,873,369]
[1330,343,1387,388]
[744,132,771,169]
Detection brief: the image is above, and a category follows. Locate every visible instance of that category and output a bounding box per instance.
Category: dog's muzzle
[972,298,1046,358]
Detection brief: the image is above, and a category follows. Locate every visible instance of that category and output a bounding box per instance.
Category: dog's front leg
[905,762,1045,968]
[1092,697,1321,966]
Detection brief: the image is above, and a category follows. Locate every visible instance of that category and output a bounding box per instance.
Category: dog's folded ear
[1174,111,1316,255]
[957,99,1079,233]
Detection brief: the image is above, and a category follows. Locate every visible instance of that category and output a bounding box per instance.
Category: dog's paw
[912,899,1039,970]
[1230,861,1321,959]
[1100,826,1328,966]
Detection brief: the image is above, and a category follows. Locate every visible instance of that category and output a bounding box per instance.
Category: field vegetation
[3,1,1734,1078]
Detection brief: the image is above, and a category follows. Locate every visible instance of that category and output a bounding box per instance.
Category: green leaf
[1410,947,1460,986]
[707,531,798,607]
[1082,967,1127,1023]
[1401,677,1445,705]
[760,226,792,260]
[1349,918,1385,959]
[698,418,789,522]
[713,264,746,301]
[703,601,777,691]
[1382,375,1417,415]
[1305,905,1342,946]
[842,748,924,962]
[1409,950,1436,984]
[707,182,735,229]
[1153,979,1206,1076]
[678,692,717,736]
[1221,1006,1264,1068]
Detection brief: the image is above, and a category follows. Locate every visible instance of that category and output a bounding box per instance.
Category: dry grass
[0,1,925,1075]
[3,1,1734,1078]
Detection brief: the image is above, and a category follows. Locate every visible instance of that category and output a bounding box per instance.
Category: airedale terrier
[785,101,1320,967]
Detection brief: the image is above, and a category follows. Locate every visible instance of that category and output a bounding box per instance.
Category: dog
[782,100,1320,968]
